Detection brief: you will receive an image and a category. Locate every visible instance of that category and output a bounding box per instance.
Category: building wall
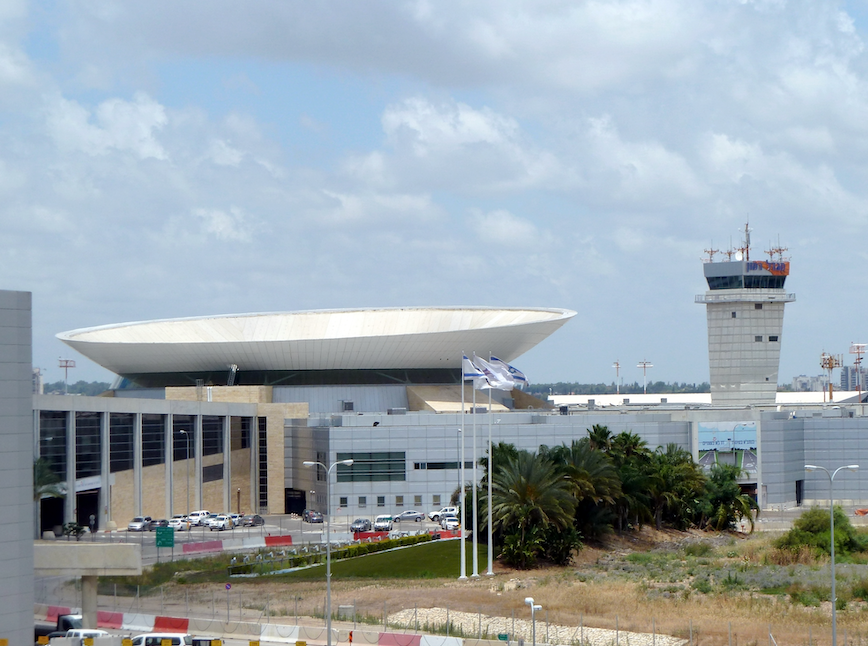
[703,291,788,406]
[0,290,33,646]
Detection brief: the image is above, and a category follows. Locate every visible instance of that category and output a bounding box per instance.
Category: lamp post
[303,458,354,646]
[525,597,542,646]
[179,430,191,518]
[805,463,860,646]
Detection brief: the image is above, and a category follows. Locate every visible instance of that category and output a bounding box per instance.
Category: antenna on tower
[703,243,719,263]
[850,343,866,403]
[737,221,752,262]
[820,352,843,403]
[766,235,789,261]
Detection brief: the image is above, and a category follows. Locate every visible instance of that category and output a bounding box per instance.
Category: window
[755,303,763,310]
[755,336,763,342]
[769,335,779,342]
[731,312,737,318]
[336,451,406,482]
[414,495,422,506]
[433,494,441,506]
[316,451,327,481]
[377,496,385,507]
[342,400,354,411]
[358,496,366,508]
[339,497,348,507]
[396,495,404,507]
[202,463,223,483]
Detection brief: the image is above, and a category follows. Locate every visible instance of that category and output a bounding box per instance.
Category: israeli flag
[490,356,528,389]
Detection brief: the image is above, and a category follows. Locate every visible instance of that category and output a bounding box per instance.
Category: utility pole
[612,361,620,395]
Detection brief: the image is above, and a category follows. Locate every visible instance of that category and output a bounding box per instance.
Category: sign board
[498,634,509,641]
[155,526,174,548]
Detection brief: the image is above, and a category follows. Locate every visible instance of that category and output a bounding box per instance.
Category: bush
[774,507,868,556]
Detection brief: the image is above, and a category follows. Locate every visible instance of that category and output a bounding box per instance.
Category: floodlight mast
[303,458,354,646]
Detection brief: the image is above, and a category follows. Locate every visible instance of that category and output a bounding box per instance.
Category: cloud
[471,208,545,247]
[45,92,167,159]
[192,206,254,242]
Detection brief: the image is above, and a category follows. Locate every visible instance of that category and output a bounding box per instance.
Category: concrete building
[1,290,34,645]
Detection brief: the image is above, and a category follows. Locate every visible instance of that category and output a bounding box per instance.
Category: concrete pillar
[100,412,109,529]
[81,575,98,629]
[166,414,173,517]
[223,414,231,513]
[195,413,203,510]
[65,410,75,524]
[133,413,142,516]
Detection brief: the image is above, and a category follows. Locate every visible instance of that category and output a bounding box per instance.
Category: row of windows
[754,335,779,342]
[413,461,473,470]
[336,452,406,482]
[338,494,443,509]
[708,275,786,290]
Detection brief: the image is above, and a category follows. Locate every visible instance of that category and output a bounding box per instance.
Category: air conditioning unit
[387,408,407,415]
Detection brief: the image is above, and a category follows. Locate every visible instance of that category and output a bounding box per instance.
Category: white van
[67,628,110,645]
[130,633,192,645]
[186,510,210,526]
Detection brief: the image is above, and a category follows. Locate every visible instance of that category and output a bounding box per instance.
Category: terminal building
[22,231,868,536]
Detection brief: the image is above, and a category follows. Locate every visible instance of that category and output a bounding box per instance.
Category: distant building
[792,374,828,392]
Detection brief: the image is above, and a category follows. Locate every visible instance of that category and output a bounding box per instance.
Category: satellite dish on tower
[735,251,743,261]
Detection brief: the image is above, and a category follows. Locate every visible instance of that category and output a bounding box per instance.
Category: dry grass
[115,528,868,646]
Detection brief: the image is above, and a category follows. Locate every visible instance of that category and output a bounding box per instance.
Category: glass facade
[39,411,67,481]
[109,413,134,473]
[707,275,787,290]
[142,414,166,467]
[336,451,406,482]
[75,412,101,479]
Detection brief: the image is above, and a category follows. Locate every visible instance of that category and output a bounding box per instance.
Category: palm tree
[587,424,613,452]
[704,463,758,532]
[490,451,575,568]
[647,444,706,530]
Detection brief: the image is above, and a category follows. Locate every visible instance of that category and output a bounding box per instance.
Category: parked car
[394,510,425,522]
[130,633,193,645]
[186,510,211,526]
[373,514,393,531]
[168,515,190,531]
[303,509,323,523]
[230,513,243,526]
[350,518,372,532]
[440,513,460,530]
[127,516,152,532]
[241,514,265,527]
[208,514,234,531]
[148,518,170,531]
[201,513,219,528]
[428,506,458,522]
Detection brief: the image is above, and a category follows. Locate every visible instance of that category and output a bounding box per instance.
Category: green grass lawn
[274,539,489,580]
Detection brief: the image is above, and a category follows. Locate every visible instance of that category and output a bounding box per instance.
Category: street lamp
[805,463,860,646]
[303,458,354,646]
[179,430,191,518]
[525,597,542,646]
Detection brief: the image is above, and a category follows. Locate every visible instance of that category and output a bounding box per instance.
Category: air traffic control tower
[696,226,795,406]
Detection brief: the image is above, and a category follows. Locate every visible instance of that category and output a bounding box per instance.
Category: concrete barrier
[298,625,332,643]
[342,629,380,645]
[216,619,262,639]
[420,638,463,646]
[153,615,189,633]
[379,632,422,646]
[97,610,124,629]
[265,535,294,547]
[122,612,155,632]
[260,623,301,643]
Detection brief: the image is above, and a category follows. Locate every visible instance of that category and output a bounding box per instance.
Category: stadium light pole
[303,458,354,646]
[525,597,541,646]
[805,463,859,646]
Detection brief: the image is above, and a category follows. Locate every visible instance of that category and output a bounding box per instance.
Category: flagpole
[487,369,494,577]
[471,382,479,578]
[459,353,467,581]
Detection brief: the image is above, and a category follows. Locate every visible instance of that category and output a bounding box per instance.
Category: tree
[587,424,613,452]
[647,444,706,530]
[703,463,758,532]
[490,451,575,568]
[609,432,652,532]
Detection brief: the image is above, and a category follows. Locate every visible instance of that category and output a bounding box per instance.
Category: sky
[5,0,868,387]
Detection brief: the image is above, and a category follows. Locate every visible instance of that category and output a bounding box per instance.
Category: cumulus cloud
[45,92,167,159]
[471,209,545,247]
[192,206,253,242]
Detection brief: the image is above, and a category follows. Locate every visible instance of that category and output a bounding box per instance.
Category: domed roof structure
[58,307,575,377]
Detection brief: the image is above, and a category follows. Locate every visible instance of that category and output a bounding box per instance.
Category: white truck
[428,506,458,522]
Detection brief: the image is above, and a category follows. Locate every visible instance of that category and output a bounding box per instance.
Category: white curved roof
[57,307,576,375]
